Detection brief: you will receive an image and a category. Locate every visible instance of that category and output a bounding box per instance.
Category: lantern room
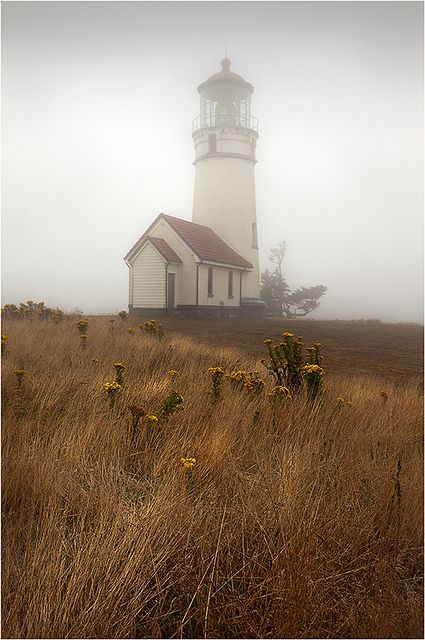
[193,58,258,132]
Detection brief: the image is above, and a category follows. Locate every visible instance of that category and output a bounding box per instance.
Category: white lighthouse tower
[192,58,265,318]
[125,58,265,319]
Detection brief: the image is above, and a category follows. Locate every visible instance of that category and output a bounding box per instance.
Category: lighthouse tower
[192,58,265,318]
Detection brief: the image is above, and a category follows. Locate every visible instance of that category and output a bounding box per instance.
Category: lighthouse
[125,58,265,319]
[192,58,264,317]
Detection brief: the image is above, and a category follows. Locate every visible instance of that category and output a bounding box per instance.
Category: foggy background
[2,1,423,322]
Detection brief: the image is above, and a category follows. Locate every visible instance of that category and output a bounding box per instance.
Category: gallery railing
[192,114,258,133]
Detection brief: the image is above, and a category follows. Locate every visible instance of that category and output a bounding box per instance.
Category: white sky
[2,1,423,322]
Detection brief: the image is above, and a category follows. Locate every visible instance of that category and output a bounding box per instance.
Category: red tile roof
[124,213,253,269]
[162,214,253,268]
[148,236,182,263]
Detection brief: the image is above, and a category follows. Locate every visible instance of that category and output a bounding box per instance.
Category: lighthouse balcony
[192,113,258,133]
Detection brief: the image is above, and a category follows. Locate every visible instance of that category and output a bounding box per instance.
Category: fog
[2,1,423,322]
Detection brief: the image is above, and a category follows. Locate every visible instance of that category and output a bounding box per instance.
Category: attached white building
[125,58,265,319]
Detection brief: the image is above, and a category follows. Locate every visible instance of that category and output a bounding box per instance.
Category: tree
[261,242,327,318]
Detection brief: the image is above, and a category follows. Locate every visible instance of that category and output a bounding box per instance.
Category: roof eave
[202,259,253,270]
[124,213,174,263]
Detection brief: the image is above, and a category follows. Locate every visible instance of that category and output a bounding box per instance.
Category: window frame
[208,133,217,153]
[252,222,259,249]
[207,267,214,297]
[228,270,234,298]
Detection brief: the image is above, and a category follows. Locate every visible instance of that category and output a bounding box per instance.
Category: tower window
[207,267,214,296]
[228,271,234,298]
[252,223,258,249]
[208,134,217,153]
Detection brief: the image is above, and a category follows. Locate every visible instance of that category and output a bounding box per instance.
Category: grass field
[1,316,423,638]
[159,317,423,384]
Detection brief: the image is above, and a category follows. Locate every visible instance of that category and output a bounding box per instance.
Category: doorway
[167,272,176,309]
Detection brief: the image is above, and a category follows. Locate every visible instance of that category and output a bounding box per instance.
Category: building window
[208,133,217,153]
[207,267,213,296]
[228,270,234,298]
[252,222,258,249]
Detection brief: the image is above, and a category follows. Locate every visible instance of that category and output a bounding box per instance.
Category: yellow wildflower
[302,364,325,376]
[208,367,224,375]
[267,385,292,400]
[225,370,246,382]
[103,381,121,393]
[180,457,196,470]
[76,319,89,335]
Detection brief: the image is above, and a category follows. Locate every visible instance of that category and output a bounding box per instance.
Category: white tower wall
[192,127,260,299]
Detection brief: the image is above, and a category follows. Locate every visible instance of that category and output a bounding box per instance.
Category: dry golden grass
[1,317,423,639]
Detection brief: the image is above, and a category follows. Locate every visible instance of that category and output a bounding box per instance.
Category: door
[167,272,176,309]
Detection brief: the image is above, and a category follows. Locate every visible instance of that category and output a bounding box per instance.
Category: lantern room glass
[194,83,258,132]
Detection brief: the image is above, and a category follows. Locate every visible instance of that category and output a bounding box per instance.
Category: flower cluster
[103,381,122,407]
[226,370,246,384]
[2,301,63,321]
[208,367,225,400]
[302,364,325,376]
[103,381,122,395]
[167,369,179,377]
[266,385,292,412]
[76,319,89,335]
[226,370,265,393]
[262,333,326,400]
[302,364,325,401]
[261,332,304,391]
[180,457,196,470]
[127,328,135,335]
[267,385,292,401]
[143,319,164,338]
